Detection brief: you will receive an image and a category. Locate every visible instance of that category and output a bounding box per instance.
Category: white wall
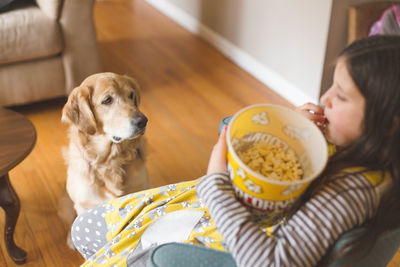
[146,0,392,105]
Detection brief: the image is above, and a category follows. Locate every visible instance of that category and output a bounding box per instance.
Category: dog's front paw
[111,188,124,197]
[104,181,124,197]
[66,232,76,250]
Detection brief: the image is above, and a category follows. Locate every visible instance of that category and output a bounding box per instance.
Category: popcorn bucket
[227,104,328,226]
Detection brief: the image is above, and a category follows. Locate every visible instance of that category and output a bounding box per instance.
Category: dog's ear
[124,75,141,105]
[62,86,97,135]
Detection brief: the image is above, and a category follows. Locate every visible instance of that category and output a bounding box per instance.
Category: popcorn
[236,141,303,182]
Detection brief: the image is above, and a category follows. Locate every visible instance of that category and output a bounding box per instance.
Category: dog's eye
[129,92,134,100]
[101,97,113,105]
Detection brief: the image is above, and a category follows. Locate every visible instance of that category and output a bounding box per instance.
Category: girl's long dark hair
[301,35,400,265]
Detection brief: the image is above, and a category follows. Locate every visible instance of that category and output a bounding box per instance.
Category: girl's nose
[320,89,331,108]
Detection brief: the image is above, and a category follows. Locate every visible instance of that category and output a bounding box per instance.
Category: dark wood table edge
[0,108,37,264]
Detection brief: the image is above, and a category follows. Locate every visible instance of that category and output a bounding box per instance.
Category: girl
[71,35,400,266]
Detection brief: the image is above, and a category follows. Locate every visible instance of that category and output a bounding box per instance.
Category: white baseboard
[146,0,314,106]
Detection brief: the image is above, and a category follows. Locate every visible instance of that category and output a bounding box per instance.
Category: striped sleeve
[196,172,379,267]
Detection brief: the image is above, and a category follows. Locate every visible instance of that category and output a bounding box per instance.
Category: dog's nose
[132,114,148,129]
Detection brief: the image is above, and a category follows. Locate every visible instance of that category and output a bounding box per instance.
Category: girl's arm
[197,172,378,267]
[199,127,378,266]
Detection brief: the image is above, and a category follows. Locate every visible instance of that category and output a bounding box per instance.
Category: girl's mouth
[321,117,329,133]
[316,116,328,132]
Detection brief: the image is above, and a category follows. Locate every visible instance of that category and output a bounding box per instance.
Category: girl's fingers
[296,103,326,132]
[296,103,324,121]
[207,125,228,175]
[302,112,321,122]
[297,103,324,115]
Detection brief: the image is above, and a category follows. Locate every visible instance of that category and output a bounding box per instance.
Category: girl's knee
[70,205,109,259]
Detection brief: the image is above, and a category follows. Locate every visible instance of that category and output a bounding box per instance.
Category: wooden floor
[0,0,398,266]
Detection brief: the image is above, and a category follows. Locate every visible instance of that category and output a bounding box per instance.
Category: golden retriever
[61,72,149,220]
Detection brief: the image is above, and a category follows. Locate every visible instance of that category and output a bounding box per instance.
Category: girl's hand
[207,125,228,175]
[296,103,326,130]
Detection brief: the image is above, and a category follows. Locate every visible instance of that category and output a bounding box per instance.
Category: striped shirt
[196,172,385,267]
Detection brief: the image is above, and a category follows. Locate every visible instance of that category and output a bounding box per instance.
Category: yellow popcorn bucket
[227,104,328,226]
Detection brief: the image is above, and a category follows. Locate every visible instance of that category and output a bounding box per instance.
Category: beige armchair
[0,0,102,106]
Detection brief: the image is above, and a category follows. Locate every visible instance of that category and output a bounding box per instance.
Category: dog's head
[62,72,148,143]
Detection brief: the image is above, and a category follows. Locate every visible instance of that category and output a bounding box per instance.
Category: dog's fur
[61,73,150,220]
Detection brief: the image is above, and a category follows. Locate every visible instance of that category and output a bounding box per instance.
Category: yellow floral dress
[79,179,226,266]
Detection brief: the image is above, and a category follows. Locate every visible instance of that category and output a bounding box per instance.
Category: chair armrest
[326,227,400,267]
[59,0,102,93]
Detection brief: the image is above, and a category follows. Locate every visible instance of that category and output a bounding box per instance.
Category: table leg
[0,173,27,264]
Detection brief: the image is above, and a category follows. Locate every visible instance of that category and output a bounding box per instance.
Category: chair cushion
[0,56,65,106]
[0,2,62,65]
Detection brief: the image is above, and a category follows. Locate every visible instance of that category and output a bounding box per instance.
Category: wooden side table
[0,107,36,264]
